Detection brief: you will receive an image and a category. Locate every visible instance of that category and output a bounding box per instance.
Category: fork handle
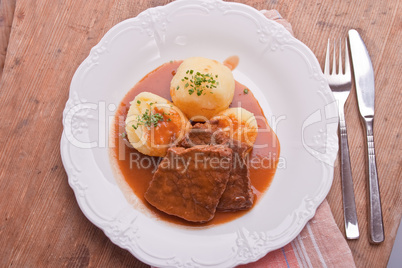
[363,117,385,243]
[339,107,360,239]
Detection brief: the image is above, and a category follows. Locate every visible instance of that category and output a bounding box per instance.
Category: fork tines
[324,39,350,77]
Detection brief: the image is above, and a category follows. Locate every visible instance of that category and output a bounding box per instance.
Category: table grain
[0,0,400,267]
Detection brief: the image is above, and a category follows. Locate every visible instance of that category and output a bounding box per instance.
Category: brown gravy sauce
[111,60,280,227]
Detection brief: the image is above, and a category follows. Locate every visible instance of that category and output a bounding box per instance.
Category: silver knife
[348,29,384,244]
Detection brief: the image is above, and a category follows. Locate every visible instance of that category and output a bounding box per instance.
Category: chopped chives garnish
[182,69,218,96]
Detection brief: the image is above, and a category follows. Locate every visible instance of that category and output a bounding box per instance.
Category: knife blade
[348,29,384,244]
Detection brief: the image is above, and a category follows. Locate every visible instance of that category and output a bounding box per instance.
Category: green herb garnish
[137,100,141,104]
[244,88,249,94]
[131,104,167,130]
[179,70,219,96]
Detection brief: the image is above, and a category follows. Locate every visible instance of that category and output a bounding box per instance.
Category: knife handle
[339,108,359,239]
[363,117,385,243]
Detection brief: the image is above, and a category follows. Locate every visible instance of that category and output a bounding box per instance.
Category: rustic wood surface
[0,0,15,80]
[0,0,400,267]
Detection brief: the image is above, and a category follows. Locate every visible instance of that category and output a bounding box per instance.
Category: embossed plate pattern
[61,0,338,267]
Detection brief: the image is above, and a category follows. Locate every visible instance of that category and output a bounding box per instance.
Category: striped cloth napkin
[239,200,355,267]
[238,10,356,268]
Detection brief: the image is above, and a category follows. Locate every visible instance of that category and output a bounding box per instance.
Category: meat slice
[180,121,254,211]
[144,145,232,223]
[179,120,228,147]
[217,139,254,211]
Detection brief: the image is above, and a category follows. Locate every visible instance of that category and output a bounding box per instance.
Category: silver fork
[324,39,359,239]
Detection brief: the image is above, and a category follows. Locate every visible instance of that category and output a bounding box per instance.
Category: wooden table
[0,0,400,267]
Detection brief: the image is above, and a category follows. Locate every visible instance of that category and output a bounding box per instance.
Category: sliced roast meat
[180,121,255,211]
[179,120,228,147]
[144,145,232,223]
[217,139,254,211]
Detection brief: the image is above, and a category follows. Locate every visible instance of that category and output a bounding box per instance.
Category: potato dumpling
[125,92,189,157]
[210,107,258,146]
[170,57,235,120]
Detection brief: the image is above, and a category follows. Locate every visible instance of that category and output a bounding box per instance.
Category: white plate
[61,0,338,267]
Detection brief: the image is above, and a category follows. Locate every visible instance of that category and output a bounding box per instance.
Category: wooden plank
[0,0,16,81]
[0,0,400,267]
